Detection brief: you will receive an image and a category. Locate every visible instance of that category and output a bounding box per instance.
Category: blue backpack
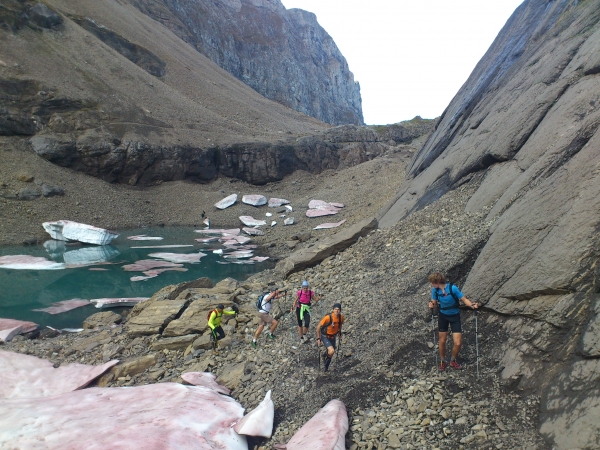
[256,292,271,311]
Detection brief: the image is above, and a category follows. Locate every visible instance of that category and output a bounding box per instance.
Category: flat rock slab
[126,299,189,336]
[151,334,198,351]
[163,296,234,337]
[268,198,290,207]
[33,299,90,314]
[216,362,246,391]
[0,383,247,449]
[214,193,237,209]
[0,350,117,398]
[314,219,347,230]
[242,195,267,206]
[0,255,65,270]
[277,217,377,277]
[239,216,267,226]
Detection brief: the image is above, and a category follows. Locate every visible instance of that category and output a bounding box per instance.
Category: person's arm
[461,296,478,309]
[223,309,236,316]
[316,317,325,343]
[291,292,299,311]
[207,311,217,330]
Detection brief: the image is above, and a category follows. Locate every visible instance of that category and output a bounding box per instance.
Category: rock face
[28,119,433,185]
[379,1,600,448]
[130,0,363,125]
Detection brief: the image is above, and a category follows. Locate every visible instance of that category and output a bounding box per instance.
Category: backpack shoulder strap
[447,284,460,308]
[321,313,333,333]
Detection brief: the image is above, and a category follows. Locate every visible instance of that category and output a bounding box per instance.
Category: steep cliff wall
[129,0,364,125]
[379,1,600,448]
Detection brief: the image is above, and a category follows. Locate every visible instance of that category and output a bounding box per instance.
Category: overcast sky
[280,0,524,125]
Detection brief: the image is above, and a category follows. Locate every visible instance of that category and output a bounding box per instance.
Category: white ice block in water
[268,198,290,207]
[214,193,237,209]
[148,252,207,263]
[276,400,348,450]
[242,194,267,206]
[127,235,164,241]
[62,245,120,266]
[234,390,274,438]
[239,216,267,227]
[43,220,118,245]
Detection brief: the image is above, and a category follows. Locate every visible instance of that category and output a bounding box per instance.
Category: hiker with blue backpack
[252,287,286,348]
[428,272,478,371]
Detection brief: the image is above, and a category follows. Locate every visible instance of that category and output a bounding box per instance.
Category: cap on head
[333,303,342,311]
[216,304,224,310]
[302,280,309,287]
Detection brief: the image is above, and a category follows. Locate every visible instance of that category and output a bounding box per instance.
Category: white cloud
[281,0,524,124]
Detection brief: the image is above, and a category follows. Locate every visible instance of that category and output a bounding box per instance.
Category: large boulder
[150,334,198,351]
[82,311,122,330]
[126,299,189,337]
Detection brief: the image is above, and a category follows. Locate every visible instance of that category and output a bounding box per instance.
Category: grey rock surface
[131,0,363,125]
[378,1,600,448]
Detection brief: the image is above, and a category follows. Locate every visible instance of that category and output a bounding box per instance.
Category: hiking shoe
[213,350,219,356]
[268,333,276,339]
[251,341,257,348]
[450,360,462,370]
[437,361,447,371]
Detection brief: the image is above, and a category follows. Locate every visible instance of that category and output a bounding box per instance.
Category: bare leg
[451,333,462,360]
[254,324,264,341]
[297,326,303,337]
[438,332,448,361]
[303,326,309,336]
[270,319,279,334]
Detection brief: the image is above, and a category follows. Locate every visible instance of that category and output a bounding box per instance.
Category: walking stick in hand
[431,310,438,369]
[474,309,479,378]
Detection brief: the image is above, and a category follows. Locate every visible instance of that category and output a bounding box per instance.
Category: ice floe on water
[0,255,66,270]
[127,235,164,241]
[130,244,194,249]
[148,252,207,264]
[32,299,90,315]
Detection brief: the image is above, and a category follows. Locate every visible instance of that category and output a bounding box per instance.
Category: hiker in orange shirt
[316,303,344,372]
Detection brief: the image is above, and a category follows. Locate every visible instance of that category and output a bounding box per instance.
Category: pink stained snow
[195,237,219,243]
[0,383,248,450]
[308,200,344,210]
[123,260,185,271]
[130,244,194,249]
[313,220,347,230]
[242,194,267,206]
[181,372,230,395]
[0,318,38,334]
[0,255,65,270]
[195,228,241,235]
[239,216,267,226]
[32,299,90,314]
[277,400,348,450]
[306,208,339,218]
[0,351,118,399]
[268,198,290,207]
[148,252,207,263]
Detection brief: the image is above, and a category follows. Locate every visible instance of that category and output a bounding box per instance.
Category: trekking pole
[475,309,479,378]
[431,310,438,370]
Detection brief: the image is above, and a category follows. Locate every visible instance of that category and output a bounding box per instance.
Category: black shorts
[296,305,311,328]
[438,313,462,333]
[321,335,336,349]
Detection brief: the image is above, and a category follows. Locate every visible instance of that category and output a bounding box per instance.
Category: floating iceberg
[127,235,164,241]
[0,255,65,270]
[148,252,207,264]
[42,220,118,245]
[214,193,237,209]
[33,299,90,315]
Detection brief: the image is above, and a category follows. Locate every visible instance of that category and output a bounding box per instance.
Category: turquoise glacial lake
[0,227,272,329]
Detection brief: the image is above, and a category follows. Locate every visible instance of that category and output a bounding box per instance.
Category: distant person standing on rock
[428,272,478,370]
[291,280,322,344]
[207,303,238,355]
[317,303,344,372]
[252,287,285,348]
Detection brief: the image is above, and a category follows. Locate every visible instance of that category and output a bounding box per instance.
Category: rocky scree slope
[2,179,546,449]
[379,1,600,448]
[130,0,364,125]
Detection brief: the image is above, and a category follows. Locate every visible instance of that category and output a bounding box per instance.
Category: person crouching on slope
[207,303,238,355]
[291,280,322,344]
[428,272,478,370]
[252,287,285,348]
[316,303,344,372]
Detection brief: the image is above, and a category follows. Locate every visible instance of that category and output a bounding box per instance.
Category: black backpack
[256,292,271,311]
[434,283,460,312]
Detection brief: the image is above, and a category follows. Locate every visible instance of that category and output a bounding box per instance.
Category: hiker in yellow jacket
[207,303,238,354]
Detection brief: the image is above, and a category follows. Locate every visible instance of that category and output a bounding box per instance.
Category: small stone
[17,173,34,182]
[455,417,467,425]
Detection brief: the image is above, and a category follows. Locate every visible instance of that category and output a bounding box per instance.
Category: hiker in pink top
[291,280,322,344]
